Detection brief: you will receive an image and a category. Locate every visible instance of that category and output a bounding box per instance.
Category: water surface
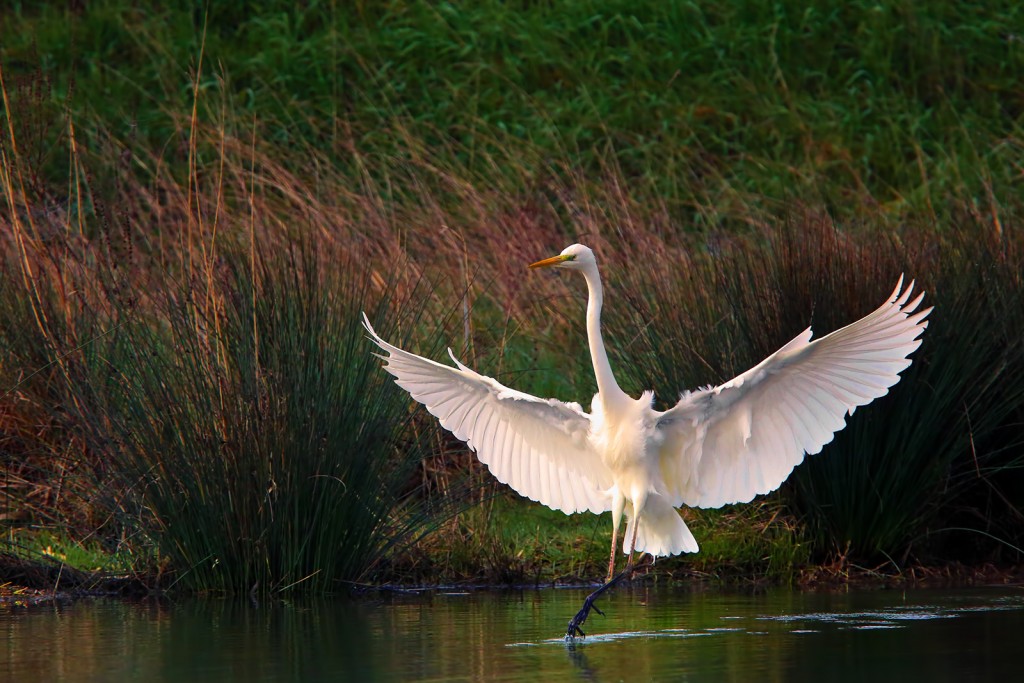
[3,585,1022,681]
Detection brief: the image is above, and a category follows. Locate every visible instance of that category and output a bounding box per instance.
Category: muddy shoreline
[3,552,1021,609]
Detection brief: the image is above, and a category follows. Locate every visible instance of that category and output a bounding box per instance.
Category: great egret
[362,243,930,638]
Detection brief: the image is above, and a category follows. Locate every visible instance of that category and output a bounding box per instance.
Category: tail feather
[624,494,699,557]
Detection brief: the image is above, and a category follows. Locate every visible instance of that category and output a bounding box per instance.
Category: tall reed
[4,238,453,591]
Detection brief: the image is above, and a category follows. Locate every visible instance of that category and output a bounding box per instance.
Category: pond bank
[0,552,153,608]
[3,552,1021,608]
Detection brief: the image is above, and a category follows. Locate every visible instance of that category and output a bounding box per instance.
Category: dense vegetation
[1,0,1022,592]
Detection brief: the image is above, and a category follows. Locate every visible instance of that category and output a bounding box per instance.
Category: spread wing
[656,277,931,509]
[362,314,612,514]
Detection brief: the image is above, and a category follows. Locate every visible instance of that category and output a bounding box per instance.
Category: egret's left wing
[655,277,931,509]
[362,314,612,514]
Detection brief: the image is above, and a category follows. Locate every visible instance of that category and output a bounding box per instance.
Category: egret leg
[566,518,643,640]
[606,523,619,583]
[625,514,640,568]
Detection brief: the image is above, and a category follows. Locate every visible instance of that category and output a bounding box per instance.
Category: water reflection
[2,586,1022,682]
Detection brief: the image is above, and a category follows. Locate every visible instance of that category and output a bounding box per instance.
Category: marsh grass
[0,188,461,592]
[73,249,451,591]
[0,226,464,592]
[0,63,471,591]
[5,93,1024,584]
[3,2,1024,587]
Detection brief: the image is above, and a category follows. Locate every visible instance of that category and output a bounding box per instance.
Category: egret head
[528,244,596,271]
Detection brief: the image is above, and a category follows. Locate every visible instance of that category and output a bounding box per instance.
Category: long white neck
[581,263,628,404]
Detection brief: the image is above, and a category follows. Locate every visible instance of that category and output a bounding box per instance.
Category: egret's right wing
[363,314,612,514]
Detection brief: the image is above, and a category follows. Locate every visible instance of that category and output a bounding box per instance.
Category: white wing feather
[362,314,612,514]
[656,277,931,509]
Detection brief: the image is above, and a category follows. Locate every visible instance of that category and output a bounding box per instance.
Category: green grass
[423,494,612,585]
[387,490,809,586]
[5,529,143,575]
[3,0,1023,224]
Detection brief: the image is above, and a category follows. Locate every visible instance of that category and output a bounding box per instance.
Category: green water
[2,585,1022,682]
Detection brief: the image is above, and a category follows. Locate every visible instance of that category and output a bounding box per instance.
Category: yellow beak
[528,254,572,269]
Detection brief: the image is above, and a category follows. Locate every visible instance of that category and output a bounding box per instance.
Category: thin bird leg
[605,523,619,583]
[625,515,640,570]
[566,517,643,640]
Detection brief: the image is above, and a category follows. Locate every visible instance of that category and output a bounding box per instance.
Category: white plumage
[363,243,931,571]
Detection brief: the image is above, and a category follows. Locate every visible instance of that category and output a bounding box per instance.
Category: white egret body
[363,244,930,636]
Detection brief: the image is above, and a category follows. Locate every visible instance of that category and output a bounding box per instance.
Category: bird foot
[564,567,633,640]
[565,595,605,639]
